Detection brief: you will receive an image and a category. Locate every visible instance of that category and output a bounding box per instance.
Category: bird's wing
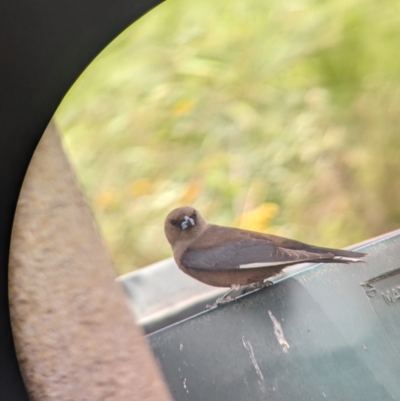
[181,237,334,271]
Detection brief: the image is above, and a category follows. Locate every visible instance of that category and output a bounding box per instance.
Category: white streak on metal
[242,336,264,383]
[183,377,189,393]
[268,310,290,353]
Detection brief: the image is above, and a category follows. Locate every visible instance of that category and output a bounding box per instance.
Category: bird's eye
[191,211,196,219]
[171,219,178,226]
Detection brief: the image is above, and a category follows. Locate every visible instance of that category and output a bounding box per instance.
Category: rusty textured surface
[9,122,172,401]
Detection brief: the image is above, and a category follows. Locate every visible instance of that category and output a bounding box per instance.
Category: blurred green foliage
[55,0,400,275]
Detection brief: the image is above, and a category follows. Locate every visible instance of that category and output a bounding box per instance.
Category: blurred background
[55,0,400,275]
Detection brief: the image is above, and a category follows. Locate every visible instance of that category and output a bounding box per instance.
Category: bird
[164,206,366,307]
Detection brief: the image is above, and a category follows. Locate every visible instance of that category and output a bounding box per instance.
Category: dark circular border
[0,1,163,398]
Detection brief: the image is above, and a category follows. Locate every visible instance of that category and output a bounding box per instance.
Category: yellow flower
[129,178,153,197]
[172,99,195,116]
[179,181,201,204]
[94,189,119,210]
[236,203,278,232]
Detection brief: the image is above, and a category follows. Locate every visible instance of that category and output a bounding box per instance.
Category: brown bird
[164,206,366,306]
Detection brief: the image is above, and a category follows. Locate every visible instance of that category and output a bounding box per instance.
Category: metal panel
[148,230,400,400]
[118,258,225,333]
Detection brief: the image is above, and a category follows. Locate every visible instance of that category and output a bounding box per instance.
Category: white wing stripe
[239,260,295,269]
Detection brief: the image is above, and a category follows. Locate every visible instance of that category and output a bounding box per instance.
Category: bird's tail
[307,246,366,263]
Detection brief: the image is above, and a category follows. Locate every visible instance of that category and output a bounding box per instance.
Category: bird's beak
[181,215,195,230]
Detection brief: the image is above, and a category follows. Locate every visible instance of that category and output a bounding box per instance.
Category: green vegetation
[55,0,400,275]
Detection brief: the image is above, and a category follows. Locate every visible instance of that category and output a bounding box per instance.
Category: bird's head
[164,206,206,246]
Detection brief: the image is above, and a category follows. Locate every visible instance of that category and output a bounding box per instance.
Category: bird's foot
[205,295,234,310]
[243,280,273,294]
[205,286,241,310]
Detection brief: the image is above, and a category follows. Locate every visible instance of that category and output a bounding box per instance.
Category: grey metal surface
[117,258,225,333]
[148,230,400,401]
